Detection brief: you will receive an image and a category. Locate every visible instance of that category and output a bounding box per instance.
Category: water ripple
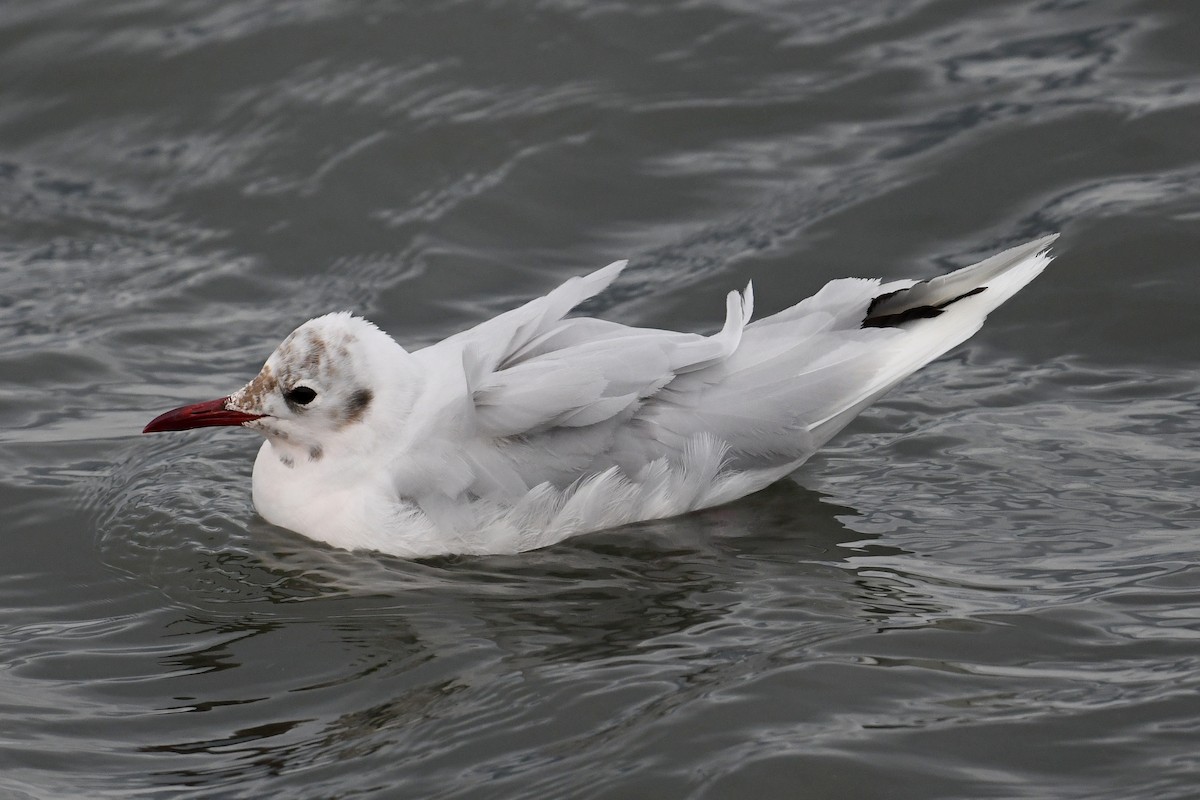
[4,0,1200,797]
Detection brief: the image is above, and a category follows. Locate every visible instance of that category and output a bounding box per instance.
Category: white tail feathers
[806,234,1057,443]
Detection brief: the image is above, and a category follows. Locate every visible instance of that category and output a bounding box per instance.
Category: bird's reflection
[100,440,970,793]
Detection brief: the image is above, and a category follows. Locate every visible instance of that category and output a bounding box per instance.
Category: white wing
[624,234,1057,470]
[409,260,754,491]
[405,235,1054,507]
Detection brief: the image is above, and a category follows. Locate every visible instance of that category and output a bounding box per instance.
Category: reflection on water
[3,0,1200,797]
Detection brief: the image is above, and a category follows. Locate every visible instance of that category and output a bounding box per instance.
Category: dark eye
[286,386,317,406]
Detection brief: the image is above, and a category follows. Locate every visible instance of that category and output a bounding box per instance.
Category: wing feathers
[405,237,1053,506]
[467,271,753,439]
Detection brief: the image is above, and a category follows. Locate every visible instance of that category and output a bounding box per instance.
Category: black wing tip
[861,286,986,329]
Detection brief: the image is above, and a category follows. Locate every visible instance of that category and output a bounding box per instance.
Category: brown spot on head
[344,388,373,424]
[302,336,327,371]
[238,364,277,408]
[308,444,323,462]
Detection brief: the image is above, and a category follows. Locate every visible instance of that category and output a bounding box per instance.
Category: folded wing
[409,235,1055,503]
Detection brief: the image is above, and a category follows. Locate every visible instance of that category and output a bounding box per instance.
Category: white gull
[144,235,1057,557]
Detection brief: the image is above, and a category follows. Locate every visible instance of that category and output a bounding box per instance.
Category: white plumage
[144,235,1057,556]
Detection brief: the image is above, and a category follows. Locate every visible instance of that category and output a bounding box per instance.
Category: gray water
[2,1,1199,798]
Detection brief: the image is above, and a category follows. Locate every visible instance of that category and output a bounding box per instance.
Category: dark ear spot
[345,388,373,423]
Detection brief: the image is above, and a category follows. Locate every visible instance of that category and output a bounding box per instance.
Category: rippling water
[3,1,1199,797]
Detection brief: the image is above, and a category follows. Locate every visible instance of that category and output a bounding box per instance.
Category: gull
[144,235,1056,557]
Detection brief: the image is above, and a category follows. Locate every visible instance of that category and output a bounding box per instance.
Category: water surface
[2,1,1199,797]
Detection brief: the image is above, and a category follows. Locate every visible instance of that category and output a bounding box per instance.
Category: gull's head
[144,313,409,456]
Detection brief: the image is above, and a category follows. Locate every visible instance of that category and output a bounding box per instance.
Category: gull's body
[145,235,1056,557]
